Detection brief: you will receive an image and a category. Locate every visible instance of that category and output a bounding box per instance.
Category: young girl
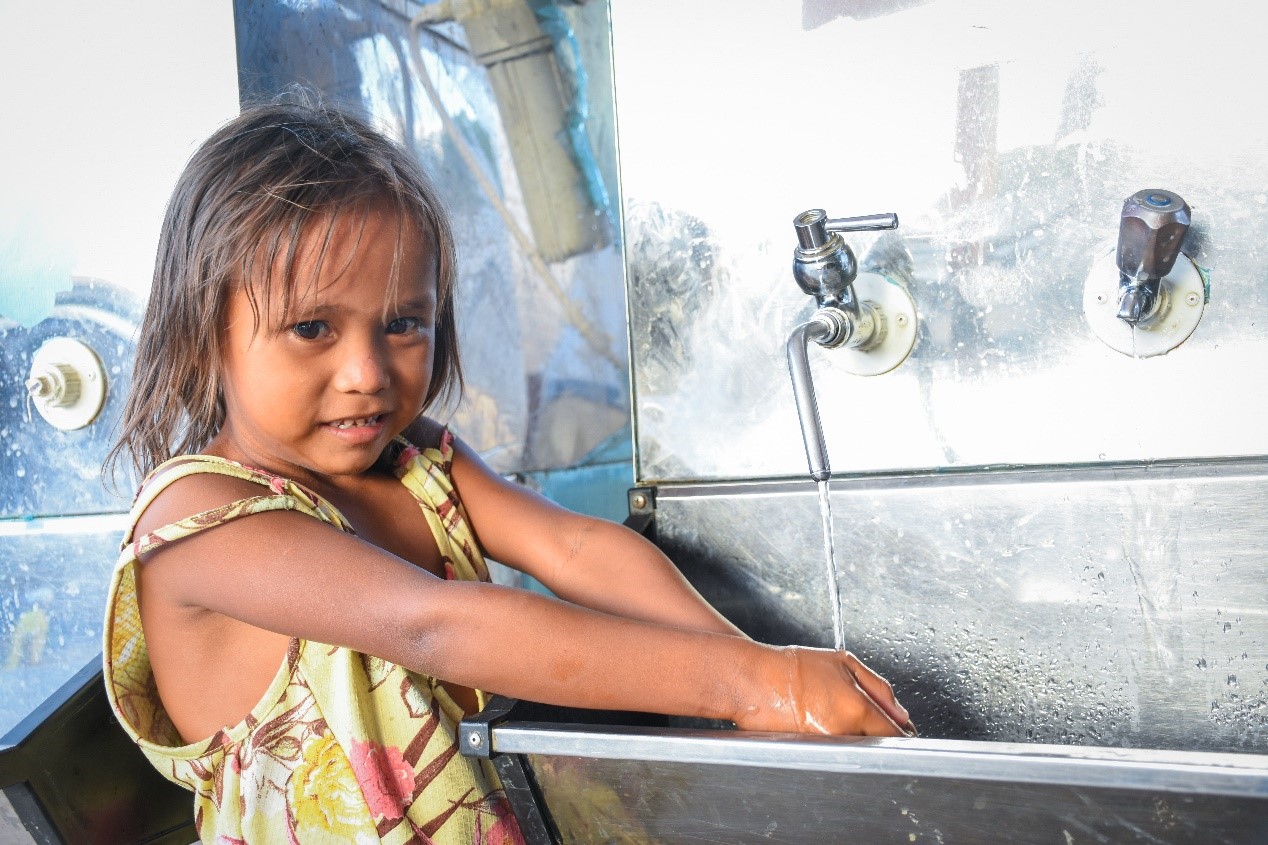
[103,102,912,843]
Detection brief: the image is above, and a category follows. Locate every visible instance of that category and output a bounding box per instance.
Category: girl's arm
[413,421,743,637]
[136,472,909,736]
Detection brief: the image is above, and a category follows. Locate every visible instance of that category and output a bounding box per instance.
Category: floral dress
[103,432,524,844]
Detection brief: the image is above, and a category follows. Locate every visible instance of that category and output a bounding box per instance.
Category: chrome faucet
[1115,189,1191,326]
[786,208,902,481]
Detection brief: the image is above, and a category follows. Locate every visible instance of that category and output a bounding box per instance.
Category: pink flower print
[398,444,422,466]
[269,475,288,495]
[348,739,415,822]
[444,560,457,581]
[474,795,526,845]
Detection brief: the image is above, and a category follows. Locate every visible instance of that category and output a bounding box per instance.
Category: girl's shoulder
[129,454,344,548]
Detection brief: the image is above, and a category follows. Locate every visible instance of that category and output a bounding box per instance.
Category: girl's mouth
[328,414,385,430]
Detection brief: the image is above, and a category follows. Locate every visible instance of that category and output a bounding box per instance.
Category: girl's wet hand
[737,646,913,737]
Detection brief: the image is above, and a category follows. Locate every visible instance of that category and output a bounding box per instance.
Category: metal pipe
[786,310,852,482]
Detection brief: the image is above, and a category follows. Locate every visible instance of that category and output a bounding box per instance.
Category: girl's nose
[332,341,391,394]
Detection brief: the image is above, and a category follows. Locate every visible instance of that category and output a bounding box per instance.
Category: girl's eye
[292,320,328,340]
[386,316,426,335]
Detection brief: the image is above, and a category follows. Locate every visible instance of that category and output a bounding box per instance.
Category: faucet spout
[787,309,853,482]
[1116,276,1161,325]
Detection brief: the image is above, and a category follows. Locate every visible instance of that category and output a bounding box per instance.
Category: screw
[1186,292,1200,306]
[631,493,648,510]
[467,732,482,748]
[895,313,909,327]
[1095,293,1107,304]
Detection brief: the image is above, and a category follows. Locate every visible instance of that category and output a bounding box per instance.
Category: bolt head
[631,493,648,510]
[895,313,909,327]
[1186,292,1201,306]
[467,732,482,747]
[1096,293,1108,304]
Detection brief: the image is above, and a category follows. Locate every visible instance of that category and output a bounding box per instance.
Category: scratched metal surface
[652,464,1268,754]
[528,752,1268,844]
[0,522,124,739]
[611,0,1268,482]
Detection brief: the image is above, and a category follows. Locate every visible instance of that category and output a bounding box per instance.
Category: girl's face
[214,205,437,484]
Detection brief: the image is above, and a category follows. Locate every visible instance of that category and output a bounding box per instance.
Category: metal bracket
[624,486,656,538]
[627,486,655,515]
[459,697,560,845]
[459,695,517,760]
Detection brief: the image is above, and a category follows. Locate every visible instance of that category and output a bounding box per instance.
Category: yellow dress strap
[123,454,353,558]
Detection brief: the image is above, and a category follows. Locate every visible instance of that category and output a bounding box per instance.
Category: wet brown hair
[107,101,461,480]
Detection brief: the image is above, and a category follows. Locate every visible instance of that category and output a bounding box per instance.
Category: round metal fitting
[467,731,482,748]
[1083,244,1206,358]
[831,272,918,376]
[26,337,108,430]
[630,493,648,510]
[811,307,853,349]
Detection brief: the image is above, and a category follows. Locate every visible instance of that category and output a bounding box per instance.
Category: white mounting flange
[26,337,108,431]
[1083,245,1206,358]
[839,271,919,376]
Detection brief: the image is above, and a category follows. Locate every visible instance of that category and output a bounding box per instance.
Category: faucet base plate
[1083,245,1206,358]
[834,272,918,376]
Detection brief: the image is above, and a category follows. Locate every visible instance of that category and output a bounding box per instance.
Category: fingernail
[903,720,919,737]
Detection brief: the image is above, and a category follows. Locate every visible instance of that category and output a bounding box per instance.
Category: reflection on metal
[458,715,1268,844]
[0,522,125,738]
[527,745,1268,844]
[614,0,1268,478]
[24,337,107,432]
[411,0,610,263]
[613,6,1268,833]
[496,723,1268,798]
[653,469,1268,753]
[405,11,622,371]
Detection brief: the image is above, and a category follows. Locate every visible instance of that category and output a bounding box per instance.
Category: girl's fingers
[841,651,912,731]
[847,685,907,737]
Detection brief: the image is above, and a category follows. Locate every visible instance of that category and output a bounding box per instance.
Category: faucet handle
[794,209,898,250]
[1117,189,1191,283]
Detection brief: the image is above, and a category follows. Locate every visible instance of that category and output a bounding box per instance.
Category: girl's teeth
[333,416,378,429]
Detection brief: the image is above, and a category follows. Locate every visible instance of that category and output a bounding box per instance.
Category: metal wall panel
[610,0,1268,767]
[653,466,1268,754]
[612,0,1268,482]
